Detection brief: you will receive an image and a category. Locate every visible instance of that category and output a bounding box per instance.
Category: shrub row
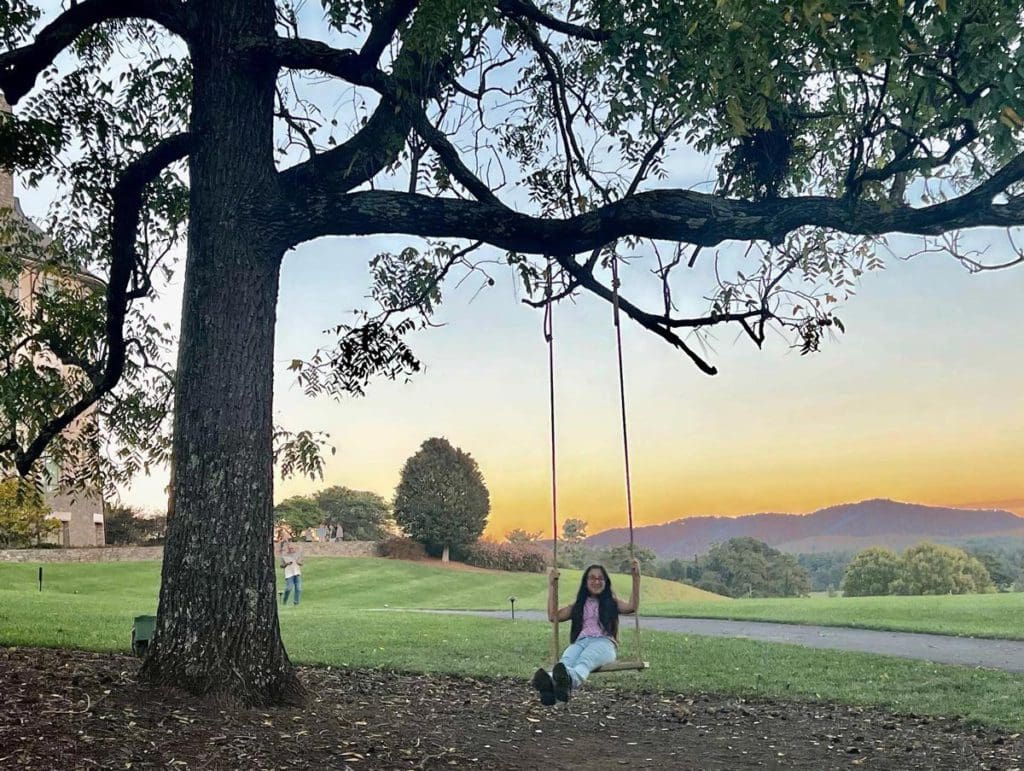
[463,540,548,573]
[378,536,427,560]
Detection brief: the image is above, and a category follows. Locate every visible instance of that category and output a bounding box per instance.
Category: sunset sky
[264,226,1024,539]
[13,4,1024,541]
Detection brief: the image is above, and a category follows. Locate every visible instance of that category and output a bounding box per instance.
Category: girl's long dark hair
[569,564,619,642]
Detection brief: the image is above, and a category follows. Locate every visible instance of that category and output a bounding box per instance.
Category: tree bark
[442,544,450,564]
[139,0,302,706]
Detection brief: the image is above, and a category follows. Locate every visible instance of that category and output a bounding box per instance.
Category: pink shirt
[580,597,605,638]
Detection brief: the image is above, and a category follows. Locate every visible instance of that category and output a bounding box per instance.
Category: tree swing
[542,257,649,674]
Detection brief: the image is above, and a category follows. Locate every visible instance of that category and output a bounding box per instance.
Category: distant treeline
[651,537,1024,596]
[653,537,811,598]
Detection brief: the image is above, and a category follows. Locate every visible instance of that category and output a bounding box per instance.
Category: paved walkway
[422,610,1024,673]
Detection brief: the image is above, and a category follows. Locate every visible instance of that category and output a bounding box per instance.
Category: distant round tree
[966,550,1016,591]
[841,547,901,597]
[891,542,994,596]
[506,528,542,544]
[273,496,325,537]
[559,518,590,568]
[315,486,391,541]
[596,544,659,575]
[393,437,490,562]
[704,537,811,598]
[104,504,167,546]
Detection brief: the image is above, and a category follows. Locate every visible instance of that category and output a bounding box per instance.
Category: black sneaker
[551,662,572,702]
[531,668,556,706]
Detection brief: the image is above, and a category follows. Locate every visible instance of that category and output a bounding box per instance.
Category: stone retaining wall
[0,541,379,563]
[279,541,379,558]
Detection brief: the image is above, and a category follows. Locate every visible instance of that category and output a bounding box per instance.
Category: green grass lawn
[1,558,1023,729]
[647,592,1024,640]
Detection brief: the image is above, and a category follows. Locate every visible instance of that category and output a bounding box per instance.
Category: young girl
[531,559,641,704]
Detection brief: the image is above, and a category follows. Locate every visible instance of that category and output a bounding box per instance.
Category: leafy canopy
[314,485,391,541]
[0,475,54,547]
[891,541,994,595]
[273,495,327,534]
[103,504,165,546]
[702,537,812,598]
[595,543,658,575]
[841,546,903,597]
[506,527,542,543]
[561,518,588,543]
[843,541,994,596]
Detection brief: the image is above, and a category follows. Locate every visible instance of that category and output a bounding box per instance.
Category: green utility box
[132,614,157,656]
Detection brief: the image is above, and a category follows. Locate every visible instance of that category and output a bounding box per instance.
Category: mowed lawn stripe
[646,591,1024,640]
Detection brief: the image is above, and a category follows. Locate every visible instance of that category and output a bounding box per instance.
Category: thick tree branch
[360,0,420,66]
[278,101,412,198]
[275,36,489,208]
[855,122,979,188]
[273,37,366,84]
[0,0,193,104]
[277,158,1024,256]
[272,37,412,192]
[15,133,190,475]
[272,164,1019,376]
[496,0,612,41]
[361,69,502,204]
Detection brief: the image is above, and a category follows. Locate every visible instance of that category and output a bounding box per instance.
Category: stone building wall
[2,94,106,547]
[43,491,105,548]
[0,96,12,208]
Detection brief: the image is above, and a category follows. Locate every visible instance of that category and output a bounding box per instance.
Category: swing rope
[544,260,561,666]
[544,257,647,673]
[610,257,644,667]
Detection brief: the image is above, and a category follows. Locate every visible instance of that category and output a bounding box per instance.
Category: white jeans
[559,635,616,688]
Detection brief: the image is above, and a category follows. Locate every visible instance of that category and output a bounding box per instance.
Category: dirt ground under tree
[1,647,1021,769]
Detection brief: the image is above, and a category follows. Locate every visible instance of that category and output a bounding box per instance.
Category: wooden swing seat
[592,659,649,673]
[549,656,649,674]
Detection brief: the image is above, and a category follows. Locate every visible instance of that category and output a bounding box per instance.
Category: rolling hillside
[586,498,1024,558]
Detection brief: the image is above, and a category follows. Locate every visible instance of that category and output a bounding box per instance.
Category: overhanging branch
[276,162,1024,256]
[273,37,366,84]
[495,0,612,41]
[15,132,190,475]
[275,35,476,208]
[0,0,193,104]
[553,257,720,374]
[360,0,420,66]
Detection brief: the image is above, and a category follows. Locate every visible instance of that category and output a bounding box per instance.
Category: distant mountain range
[584,499,1024,558]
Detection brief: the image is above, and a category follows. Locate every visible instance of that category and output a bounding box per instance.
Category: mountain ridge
[583,498,1024,558]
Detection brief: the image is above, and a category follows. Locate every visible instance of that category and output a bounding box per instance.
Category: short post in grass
[38,566,42,592]
[508,595,516,620]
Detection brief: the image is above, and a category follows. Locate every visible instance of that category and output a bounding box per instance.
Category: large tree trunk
[140,0,302,706]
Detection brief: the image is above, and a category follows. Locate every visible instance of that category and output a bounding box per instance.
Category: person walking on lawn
[532,560,641,704]
[280,540,304,606]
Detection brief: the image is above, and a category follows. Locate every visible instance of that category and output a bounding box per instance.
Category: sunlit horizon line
[123,477,1024,533]
[481,494,1024,540]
